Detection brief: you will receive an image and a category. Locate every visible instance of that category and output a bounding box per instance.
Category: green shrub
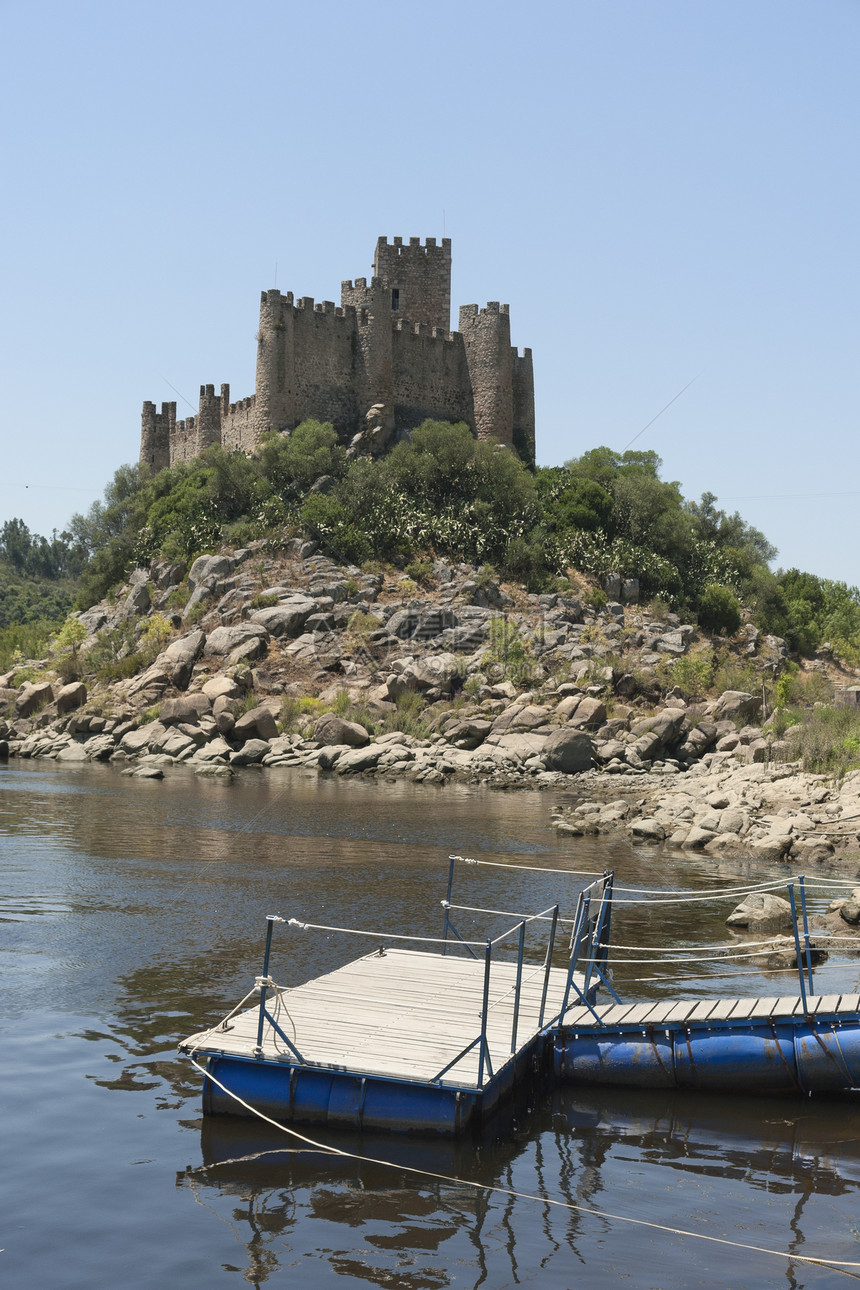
[659,651,714,699]
[482,616,539,687]
[697,584,742,635]
[404,559,435,587]
[712,653,760,698]
[582,586,607,612]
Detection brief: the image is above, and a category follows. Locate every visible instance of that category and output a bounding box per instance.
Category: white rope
[443,900,577,927]
[624,961,860,983]
[187,1055,860,1278]
[614,877,798,897]
[610,884,807,907]
[450,854,603,877]
[287,917,485,948]
[606,935,785,952]
[582,946,817,966]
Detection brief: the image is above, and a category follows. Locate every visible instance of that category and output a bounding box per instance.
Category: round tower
[254,289,295,441]
[459,303,514,446]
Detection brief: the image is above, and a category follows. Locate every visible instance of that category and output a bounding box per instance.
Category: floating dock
[180,859,860,1135]
[184,947,587,1134]
[180,859,612,1136]
[555,992,860,1093]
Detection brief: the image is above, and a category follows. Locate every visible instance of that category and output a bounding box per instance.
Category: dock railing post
[539,905,560,1028]
[442,855,456,955]
[561,895,588,1021]
[798,874,815,994]
[255,915,278,1056]
[477,939,492,1087]
[787,883,809,1013]
[510,920,526,1053]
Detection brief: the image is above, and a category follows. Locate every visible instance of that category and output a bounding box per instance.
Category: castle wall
[221,389,257,455]
[391,324,470,430]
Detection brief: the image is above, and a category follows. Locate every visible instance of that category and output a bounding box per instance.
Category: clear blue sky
[2,0,858,583]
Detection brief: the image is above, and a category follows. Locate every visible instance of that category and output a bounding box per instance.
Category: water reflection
[177,1079,860,1288]
[5,762,860,1288]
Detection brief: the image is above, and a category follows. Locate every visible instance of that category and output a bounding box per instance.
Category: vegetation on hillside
[4,419,860,670]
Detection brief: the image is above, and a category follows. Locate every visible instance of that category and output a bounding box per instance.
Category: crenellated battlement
[141,235,533,468]
[378,235,451,255]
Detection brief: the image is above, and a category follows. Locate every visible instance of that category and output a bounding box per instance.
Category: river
[2,761,860,1288]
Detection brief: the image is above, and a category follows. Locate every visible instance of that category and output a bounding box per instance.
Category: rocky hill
[3,538,860,873]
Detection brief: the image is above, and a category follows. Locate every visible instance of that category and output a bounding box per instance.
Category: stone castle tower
[140,237,534,470]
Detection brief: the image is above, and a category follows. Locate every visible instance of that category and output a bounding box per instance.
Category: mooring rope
[442,899,578,926]
[186,1055,860,1279]
[286,918,485,947]
[449,854,603,877]
[612,877,801,901]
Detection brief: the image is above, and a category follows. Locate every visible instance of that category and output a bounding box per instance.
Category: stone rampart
[140,237,534,469]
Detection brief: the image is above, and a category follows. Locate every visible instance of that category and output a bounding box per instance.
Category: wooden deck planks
[188,947,583,1088]
[186,945,860,1090]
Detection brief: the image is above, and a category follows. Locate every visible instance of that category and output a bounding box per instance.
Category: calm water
[3,761,860,1288]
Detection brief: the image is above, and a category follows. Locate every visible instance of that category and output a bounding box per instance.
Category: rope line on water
[186,1056,860,1279]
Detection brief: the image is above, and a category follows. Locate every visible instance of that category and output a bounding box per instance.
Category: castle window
[391,288,400,311]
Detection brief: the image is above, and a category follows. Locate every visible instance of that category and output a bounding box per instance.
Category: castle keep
[140,237,534,469]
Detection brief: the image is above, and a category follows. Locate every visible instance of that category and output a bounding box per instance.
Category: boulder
[233,706,278,743]
[387,607,457,640]
[491,704,551,734]
[567,696,607,728]
[488,732,549,760]
[335,745,385,774]
[192,737,233,762]
[630,709,687,745]
[684,826,716,849]
[230,739,271,766]
[747,834,791,863]
[205,624,270,657]
[127,664,171,697]
[445,718,492,750]
[188,553,235,589]
[160,693,212,725]
[15,681,55,717]
[202,675,241,702]
[56,682,87,715]
[250,597,317,638]
[119,722,168,755]
[150,728,198,758]
[631,818,666,842]
[157,630,206,690]
[401,653,461,694]
[83,733,117,760]
[726,893,794,929]
[314,713,371,748]
[542,727,595,774]
[556,694,583,721]
[713,690,762,722]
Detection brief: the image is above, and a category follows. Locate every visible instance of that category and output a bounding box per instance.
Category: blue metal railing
[247,857,615,1089]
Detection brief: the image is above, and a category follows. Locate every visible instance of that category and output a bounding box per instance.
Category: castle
[140,237,534,470]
